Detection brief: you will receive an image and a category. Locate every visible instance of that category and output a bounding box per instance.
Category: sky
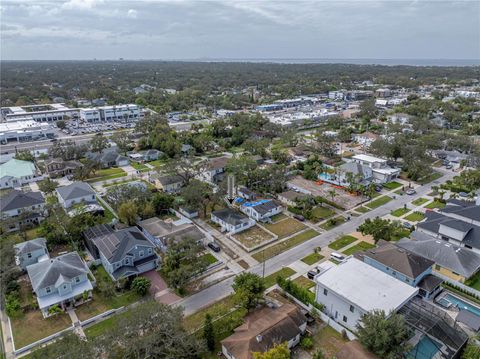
[1,0,479,61]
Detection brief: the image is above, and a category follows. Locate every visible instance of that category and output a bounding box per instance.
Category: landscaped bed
[264,267,296,288]
[328,235,357,250]
[301,252,324,265]
[391,207,410,217]
[263,218,306,238]
[319,216,346,230]
[232,225,275,249]
[11,311,72,349]
[412,197,429,206]
[342,241,375,256]
[404,211,425,222]
[252,229,319,261]
[366,196,392,209]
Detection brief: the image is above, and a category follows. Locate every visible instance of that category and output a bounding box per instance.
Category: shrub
[277,277,324,311]
[5,294,21,317]
[48,304,62,315]
[300,336,314,350]
[131,277,151,296]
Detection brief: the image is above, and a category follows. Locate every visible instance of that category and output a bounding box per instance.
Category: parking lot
[63,118,138,136]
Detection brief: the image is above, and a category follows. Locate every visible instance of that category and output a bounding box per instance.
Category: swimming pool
[444,293,480,317]
[407,336,441,359]
[318,173,332,181]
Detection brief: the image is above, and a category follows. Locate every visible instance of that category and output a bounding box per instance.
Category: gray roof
[339,162,372,178]
[397,232,480,278]
[0,190,44,212]
[14,238,47,256]
[440,201,480,223]
[92,226,155,263]
[456,309,480,331]
[56,182,95,201]
[27,252,88,292]
[156,174,184,186]
[248,200,282,216]
[212,208,250,226]
[417,210,480,250]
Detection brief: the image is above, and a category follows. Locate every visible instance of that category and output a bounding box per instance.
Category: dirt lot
[287,176,367,210]
[263,217,306,238]
[232,225,275,249]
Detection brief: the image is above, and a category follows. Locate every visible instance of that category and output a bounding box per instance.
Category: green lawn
[383,181,403,190]
[392,228,411,241]
[328,235,357,250]
[391,208,410,217]
[263,218,306,239]
[342,241,375,256]
[103,178,135,187]
[270,213,288,223]
[319,216,346,230]
[252,229,319,262]
[301,252,325,265]
[404,211,425,222]
[200,253,218,265]
[130,162,149,172]
[417,171,442,185]
[11,311,72,349]
[310,206,335,222]
[292,276,315,290]
[355,206,370,213]
[412,197,429,206]
[425,200,446,209]
[86,168,127,183]
[98,201,116,222]
[264,267,296,288]
[24,227,40,240]
[311,325,347,358]
[366,196,392,209]
[465,272,480,291]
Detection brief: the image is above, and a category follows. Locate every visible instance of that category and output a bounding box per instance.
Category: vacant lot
[319,216,346,230]
[301,252,324,265]
[263,218,306,239]
[264,267,296,288]
[252,229,319,261]
[391,208,410,217]
[232,225,274,249]
[366,196,392,209]
[342,241,375,256]
[311,325,348,358]
[310,206,335,222]
[328,235,357,250]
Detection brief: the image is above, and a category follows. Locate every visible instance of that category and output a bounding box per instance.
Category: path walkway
[67,309,85,340]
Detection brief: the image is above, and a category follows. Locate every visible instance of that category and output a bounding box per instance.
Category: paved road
[176,168,456,316]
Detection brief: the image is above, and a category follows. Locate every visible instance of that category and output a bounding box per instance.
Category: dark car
[207,242,221,252]
[307,270,318,280]
[293,214,305,221]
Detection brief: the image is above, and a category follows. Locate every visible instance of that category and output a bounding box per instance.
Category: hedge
[277,276,324,311]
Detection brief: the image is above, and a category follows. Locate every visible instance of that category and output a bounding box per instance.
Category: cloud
[62,0,103,10]
[127,9,138,18]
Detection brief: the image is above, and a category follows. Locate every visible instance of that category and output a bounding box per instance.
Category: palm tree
[328,188,337,203]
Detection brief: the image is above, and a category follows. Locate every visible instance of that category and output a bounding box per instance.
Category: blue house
[358,240,443,299]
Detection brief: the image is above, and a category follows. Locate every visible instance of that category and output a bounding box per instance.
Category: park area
[232,225,275,250]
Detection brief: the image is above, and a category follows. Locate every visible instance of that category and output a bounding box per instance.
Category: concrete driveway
[141,270,181,305]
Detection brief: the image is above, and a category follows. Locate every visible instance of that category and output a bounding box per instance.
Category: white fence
[435,273,480,298]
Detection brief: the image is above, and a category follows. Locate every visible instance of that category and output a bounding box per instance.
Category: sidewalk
[0,308,14,359]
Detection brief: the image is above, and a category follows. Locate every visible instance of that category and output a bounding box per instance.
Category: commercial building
[79,104,141,122]
[0,120,55,143]
[1,104,77,122]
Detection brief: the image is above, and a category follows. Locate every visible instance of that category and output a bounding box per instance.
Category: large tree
[357,310,410,359]
[180,179,216,217]
[358,217,404,243]
[118,200,139,225]
[110,131,131,155]
[253,342,290,359]
[232,272,266,310]
[89,133,109,153]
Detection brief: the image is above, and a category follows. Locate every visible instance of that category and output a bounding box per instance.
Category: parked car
[403,222,413,229]
[207,242,221,252]
[445,164,453,169]
[406,189,416,195]
[293,214,305,221]
[307,270,318,280]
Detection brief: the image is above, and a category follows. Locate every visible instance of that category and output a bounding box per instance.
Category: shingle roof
[208,156,229,170]
[56,182,95,201]
[212,208,250,226]
[397,232,480,278]
[248,200,282,216]
[0,190,44,212]
[92,226,155,263]
[14,238,47,256]
[360,241,434,279]
[0,159,36,179]
[156,174,184,186]
[27,252,88,292]
[440,201,480,222]
[339,162,372,178]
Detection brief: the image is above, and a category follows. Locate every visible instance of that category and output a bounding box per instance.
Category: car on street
[207,242,221,252]
[293,214,305,221]
[406,189,416,195]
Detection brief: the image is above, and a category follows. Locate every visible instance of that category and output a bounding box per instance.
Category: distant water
[192,58,480,67]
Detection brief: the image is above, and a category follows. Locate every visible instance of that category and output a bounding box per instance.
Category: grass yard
[252,229,319,262]
[465,272,480,291]
[425,200,446,209]
[183,295,237,332]
[11,311,71,349]
[200,253,218,265]
[355,206,370,213]
[311,325,347,358]
[301,252,325,265]
[98,201,116,223]
[292,276,315,290]
[391,207,410,217]
[24,227,40,240]
[404,211,425,222]
[412,197,429,206]
[264,267,296,288]
[147,159,168,168]
[319,216,346,230]
[232,225,274,249]
[417,171,442,185]
[270,213,288,223]
[392,228,411,241]
[383,181,403,190]
[310,206,335,222]
[328,235,357,250]
[366,196,392,209]
[342,241,375,256]
[103,178,135,187]
[130,162,149,172]
[86,168,127,183]
[263,218,306,239]
[84,311,128,339]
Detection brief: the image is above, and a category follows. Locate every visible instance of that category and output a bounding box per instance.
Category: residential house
[315,257,418,332]
[138,216,205,247]
[0,190,46,232]
[351,154,401,183]
[201,156,229,183]
[324,161,373,187]
[352,132,379,148]
[87,149,129,168]
[14,238,49,271]
[240,199,283,222]
[27,252,93,317]
[211,208,255,234]
[416,200,480,254]
[221,304,307,359]
[142,149,162,161]
[56,182,97,209]
[179,207,199,219]
[0,159,42,189]
[375,88,391,98]
[237,187,257,201]
[150,173,185,193]
[83,225,159,280]
[357,240,442,299]
[277,190,309,207]
[387,113,412,125]
[397,231,480,284]
[45,158,83,178]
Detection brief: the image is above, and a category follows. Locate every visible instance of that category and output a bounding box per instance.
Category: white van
[330,252,345,261]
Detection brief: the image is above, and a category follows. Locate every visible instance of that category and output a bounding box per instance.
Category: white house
[351,154,401,184]
[0,159,42,189]
[240,199,283,222]
[56,182,97,209]
[315,257,418,332]
[387,113,412,125]
[211,208,255,234]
